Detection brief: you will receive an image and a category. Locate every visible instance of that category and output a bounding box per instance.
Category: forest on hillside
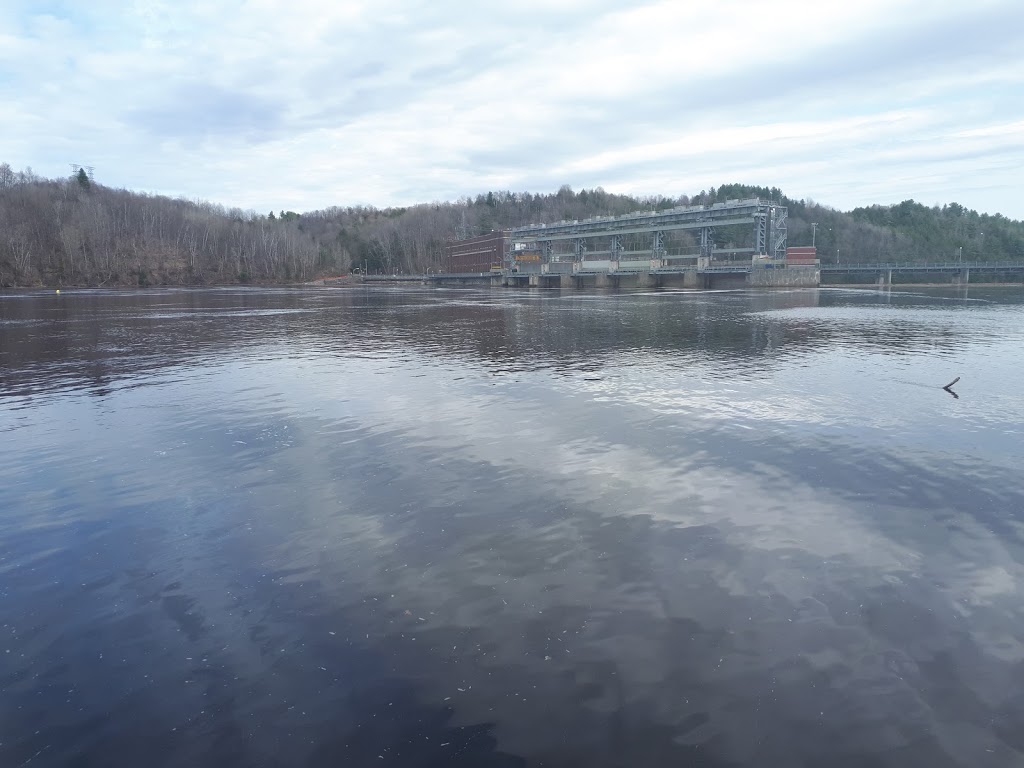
[1,163,1022,287]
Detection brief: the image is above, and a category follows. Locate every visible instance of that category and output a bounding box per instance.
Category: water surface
[2,285,1024,767]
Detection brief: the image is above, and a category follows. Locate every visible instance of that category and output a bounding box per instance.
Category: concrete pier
[439,259,822,291]
[747,264,819,288]
[683,271,707,289]
[635,272,659,290]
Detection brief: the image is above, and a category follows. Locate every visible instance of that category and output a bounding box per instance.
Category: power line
[69,164,95,181]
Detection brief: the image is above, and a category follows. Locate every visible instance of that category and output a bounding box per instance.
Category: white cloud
[1,0,1022,216]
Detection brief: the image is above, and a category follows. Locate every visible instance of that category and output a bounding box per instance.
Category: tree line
[2,164,1021,287]
[0,163,330,287]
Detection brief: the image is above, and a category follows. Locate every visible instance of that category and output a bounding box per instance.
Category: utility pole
[811,222,818,247]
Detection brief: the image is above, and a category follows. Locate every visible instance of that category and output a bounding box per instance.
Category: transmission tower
[69,164,95,181]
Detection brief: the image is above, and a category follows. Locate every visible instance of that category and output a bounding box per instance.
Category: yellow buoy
[55,289,61,294]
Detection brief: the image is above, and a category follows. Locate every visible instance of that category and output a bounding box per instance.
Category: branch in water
[943,376,960,390]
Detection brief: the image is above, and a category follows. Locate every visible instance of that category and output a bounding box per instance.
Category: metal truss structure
[510,198,788,264]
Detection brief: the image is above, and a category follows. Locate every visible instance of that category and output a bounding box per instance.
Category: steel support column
[771,207,787,260]
[652,231,665,260]
[755,212,767,256]
[700,226,715,261]
[610,235,622,261]
[575,238,586,260]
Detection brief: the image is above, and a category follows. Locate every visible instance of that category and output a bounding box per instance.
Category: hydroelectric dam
[441,197,820,289]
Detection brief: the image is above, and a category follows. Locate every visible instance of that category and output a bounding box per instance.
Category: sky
[2,0,1023,217]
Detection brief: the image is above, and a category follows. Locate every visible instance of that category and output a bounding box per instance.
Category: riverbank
[2,276,352,290]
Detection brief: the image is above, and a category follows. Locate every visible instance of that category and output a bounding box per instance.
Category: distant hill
[2,164,1021,287]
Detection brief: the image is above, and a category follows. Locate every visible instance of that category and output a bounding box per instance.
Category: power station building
[443,231,509,273]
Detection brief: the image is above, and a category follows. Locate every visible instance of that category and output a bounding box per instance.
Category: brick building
[444,231,508,273]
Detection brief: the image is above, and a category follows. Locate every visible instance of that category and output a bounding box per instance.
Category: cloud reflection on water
[2,286,1024,766]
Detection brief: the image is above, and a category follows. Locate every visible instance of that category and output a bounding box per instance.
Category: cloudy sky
[2,0,1022,216]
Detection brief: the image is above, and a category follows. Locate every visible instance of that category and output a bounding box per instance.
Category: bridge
[821,262,1024,285]
[822,262,1024,274]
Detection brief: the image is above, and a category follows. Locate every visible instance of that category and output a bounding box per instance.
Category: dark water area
[2,285,1024,768]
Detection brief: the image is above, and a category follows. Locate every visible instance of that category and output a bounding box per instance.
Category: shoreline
[3,278,1023,292]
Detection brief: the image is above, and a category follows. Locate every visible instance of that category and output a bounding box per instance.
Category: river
[2,285,1023,767]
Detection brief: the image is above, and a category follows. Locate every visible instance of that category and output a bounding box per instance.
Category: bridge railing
[821,262,1024,271]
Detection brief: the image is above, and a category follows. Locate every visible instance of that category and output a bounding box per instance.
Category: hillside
[1,164,1022,287]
